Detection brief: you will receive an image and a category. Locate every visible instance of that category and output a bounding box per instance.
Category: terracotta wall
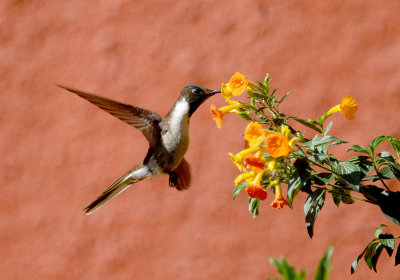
[1,1,400,279]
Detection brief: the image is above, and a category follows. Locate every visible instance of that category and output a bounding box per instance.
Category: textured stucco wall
[1,1,400,279]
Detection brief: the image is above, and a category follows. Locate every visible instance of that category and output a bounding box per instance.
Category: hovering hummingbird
[58,84,220,215]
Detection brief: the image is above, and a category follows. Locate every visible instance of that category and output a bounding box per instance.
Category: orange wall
[1,1,400,279]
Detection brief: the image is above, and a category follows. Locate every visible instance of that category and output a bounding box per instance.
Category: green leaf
[314,246,333,280]
[364,242,380,272]
[287,116,322,133]
[248,197,260,217]
[395,244,400,266]
[304,188,326,238]
[379,165,394,179]
[312,173,334,186]
[378,233,395,256]
[389,138,400,159]
[347,156,374,179]
[378,151,397,164]
[330,185,355,207]
[374,224,387,238]
[303,135,342,149]
[371,244,384,272]
[336,161,362,187]
[269,257,307,280]
[390,163,400,181]
[233,182,248,200]
[370,136,391,151]
[324,121,333,135]
[348,144,370,155]
[288,170,301,208]
[351,247,367,274]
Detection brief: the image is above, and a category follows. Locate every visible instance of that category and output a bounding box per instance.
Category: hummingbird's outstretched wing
[57,85,162,147]
[84,161,149,215]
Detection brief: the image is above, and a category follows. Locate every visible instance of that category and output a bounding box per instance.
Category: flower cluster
[210,72,358,212]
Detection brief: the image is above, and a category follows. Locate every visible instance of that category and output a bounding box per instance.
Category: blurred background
[1,0,400,279]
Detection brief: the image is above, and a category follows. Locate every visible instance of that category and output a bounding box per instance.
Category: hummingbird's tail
[84,162,149,215]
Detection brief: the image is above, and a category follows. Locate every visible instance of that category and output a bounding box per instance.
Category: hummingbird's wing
[84,161,149,215]
[58,85,162,147]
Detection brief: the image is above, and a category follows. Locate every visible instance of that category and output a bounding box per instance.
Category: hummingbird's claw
[168,171,178,187]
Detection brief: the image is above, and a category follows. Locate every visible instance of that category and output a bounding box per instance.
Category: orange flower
[340,95,358,120]
[265,133,291,158]
[228,72,249,96]
[325,95,358,120]
[210,102,243,129]
[270,184,289,209]
[245,121,266,148]
[228,146,262,171]
[244,154,265,173]
[246,185,267,200]
[246,172,267,200]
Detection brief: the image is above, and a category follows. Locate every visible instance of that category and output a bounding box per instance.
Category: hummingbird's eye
[192,88,202,94]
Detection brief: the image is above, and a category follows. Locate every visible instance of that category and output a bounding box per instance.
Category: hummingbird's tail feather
[175,158,191,191]
[84,162,149,215]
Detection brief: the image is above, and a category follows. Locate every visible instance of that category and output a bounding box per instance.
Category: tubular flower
[210,102,243,128]
[221,83,233,102]
[244,154,266,173]
[228,72,249,96]
[246,172,267,200]
[228,146,262,171]
[245,121,266,148]
[326,95,358,120]
[282,125,291,137]
[270,184,289,209]
[265,133,291,158]
[234,171,256,186]
[289,137,300,148]
[266,159,276,171]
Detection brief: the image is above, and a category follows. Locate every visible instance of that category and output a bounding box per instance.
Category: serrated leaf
[314,246,333,280]
[371,136,391,151]
[348,144,370,155]
[233,182,248,200]
[330,185,354,207]
[390,163,400,181]
[379,165,394,179]
[347,156,374,178]
[312,173,334,186]
[378,233,395,256]
[364,242,379,271]
[248,197,260,217]
[378,151,396,164]
[304,188,326,238]
[303,135,341,149]
[336,161,362,186]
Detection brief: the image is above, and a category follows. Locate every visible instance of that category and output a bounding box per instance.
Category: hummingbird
[58,84,220,215]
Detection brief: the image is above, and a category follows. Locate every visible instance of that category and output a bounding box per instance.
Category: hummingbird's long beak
[208,89,221,96]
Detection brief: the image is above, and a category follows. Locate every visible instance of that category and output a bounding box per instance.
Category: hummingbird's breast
[159,98,190,171]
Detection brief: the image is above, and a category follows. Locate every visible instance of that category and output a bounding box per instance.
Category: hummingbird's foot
[168,171,178,187]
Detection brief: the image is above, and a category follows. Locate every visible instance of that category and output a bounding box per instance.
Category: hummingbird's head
[181,84,221,117]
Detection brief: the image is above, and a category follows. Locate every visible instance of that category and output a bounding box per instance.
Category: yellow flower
[234,171,256,186]
[210,102,243,128]
[228,72,249,96]
[228,146,262,171]
[288,137,300,148]
[221,83,233,102]
[326,95,358,120]
[245,122,266,148]
[267,159,276,171]
[270,184,289,209]
[282,125,291,137]
[265,133,291,158]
